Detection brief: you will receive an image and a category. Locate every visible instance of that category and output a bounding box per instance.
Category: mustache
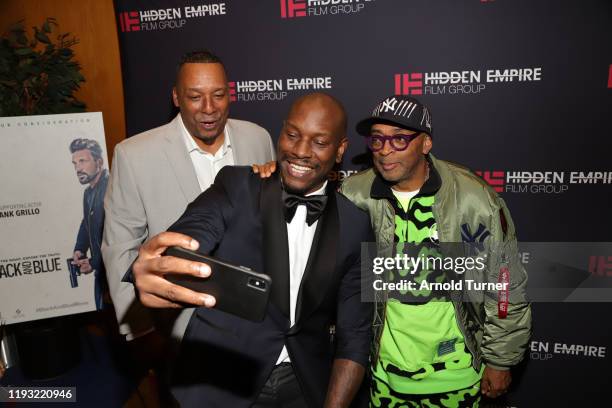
[376,159,398,165]
[280,155,318,168]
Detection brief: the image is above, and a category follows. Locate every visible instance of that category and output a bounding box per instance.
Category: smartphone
[163,246,272,322]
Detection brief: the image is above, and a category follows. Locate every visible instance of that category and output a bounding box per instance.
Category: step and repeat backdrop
[114,0,612,406]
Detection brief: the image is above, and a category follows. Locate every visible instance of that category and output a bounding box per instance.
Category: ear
[336,137,348,163]
[422,135,433,155]
[172,87,179,108]
[96,158,104,168]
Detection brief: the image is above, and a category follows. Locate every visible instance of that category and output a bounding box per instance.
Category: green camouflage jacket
[340,153,532,371]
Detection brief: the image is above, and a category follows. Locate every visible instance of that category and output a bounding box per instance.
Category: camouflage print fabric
[371,379,481,408]
[391,194,448,303]
[372,186,481,395]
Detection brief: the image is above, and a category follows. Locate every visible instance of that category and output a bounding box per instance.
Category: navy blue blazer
[166,166,374,408]
[74,169,108,310]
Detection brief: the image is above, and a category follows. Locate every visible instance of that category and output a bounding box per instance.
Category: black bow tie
[282,190,328,226]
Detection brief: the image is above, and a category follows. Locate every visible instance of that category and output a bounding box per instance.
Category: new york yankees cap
[356,95,433,137]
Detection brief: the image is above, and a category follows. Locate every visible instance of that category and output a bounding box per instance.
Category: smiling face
[277,94,347,195]
[370,123,432,191]
[172,62,230,151]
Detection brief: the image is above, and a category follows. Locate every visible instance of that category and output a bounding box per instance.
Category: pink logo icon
[119,11,140,32]
[475,171,505,193]
[280,0,307,18]
[394,73,423,96]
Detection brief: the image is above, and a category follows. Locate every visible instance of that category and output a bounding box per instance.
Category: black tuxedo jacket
[166,166,374,407]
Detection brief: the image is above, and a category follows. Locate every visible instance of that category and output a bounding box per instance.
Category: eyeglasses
[365,133,421,152]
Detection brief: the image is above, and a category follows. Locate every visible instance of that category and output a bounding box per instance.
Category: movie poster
[0,113,108,324]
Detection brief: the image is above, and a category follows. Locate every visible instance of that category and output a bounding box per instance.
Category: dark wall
[115,1,612,406]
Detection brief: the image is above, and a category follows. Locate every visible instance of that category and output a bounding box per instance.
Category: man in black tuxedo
[130,93,374,407]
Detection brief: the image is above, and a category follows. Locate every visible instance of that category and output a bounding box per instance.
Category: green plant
[0,18,86,116]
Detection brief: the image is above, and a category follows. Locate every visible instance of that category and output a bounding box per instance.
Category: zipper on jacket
[373,199,395,365]
[431,201,481,370]
[451,299,480,370]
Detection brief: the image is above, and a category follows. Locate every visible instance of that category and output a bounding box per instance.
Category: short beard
[280,173,326,196]
[282,182,308,195]
[77,171,99,185]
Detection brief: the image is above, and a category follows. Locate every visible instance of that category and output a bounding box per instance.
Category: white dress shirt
[179,113,235,192]
[276,181,328,365]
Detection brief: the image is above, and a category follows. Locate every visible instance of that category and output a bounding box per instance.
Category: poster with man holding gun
[68,138,109,310]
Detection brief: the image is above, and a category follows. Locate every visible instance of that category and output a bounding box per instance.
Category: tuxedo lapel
[260,173,290,317]
[163,115,201,202]
[292,187,339,328]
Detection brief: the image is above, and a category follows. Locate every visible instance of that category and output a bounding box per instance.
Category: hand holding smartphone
[163,247,272,322]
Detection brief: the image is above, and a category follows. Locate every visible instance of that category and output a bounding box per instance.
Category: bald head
[277,92,349,194]
[287,92,347,143]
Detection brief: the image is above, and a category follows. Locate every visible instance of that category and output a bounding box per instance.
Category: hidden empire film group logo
[281,0,375,18]
[229,76,333,102]
[119,3,227,32]
[475,170,612,194]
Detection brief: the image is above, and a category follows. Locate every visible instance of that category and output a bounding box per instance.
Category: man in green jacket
[340,95,531,407]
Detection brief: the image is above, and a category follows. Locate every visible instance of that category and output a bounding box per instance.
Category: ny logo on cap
[374,97,419,120]
[380,97,398,113]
